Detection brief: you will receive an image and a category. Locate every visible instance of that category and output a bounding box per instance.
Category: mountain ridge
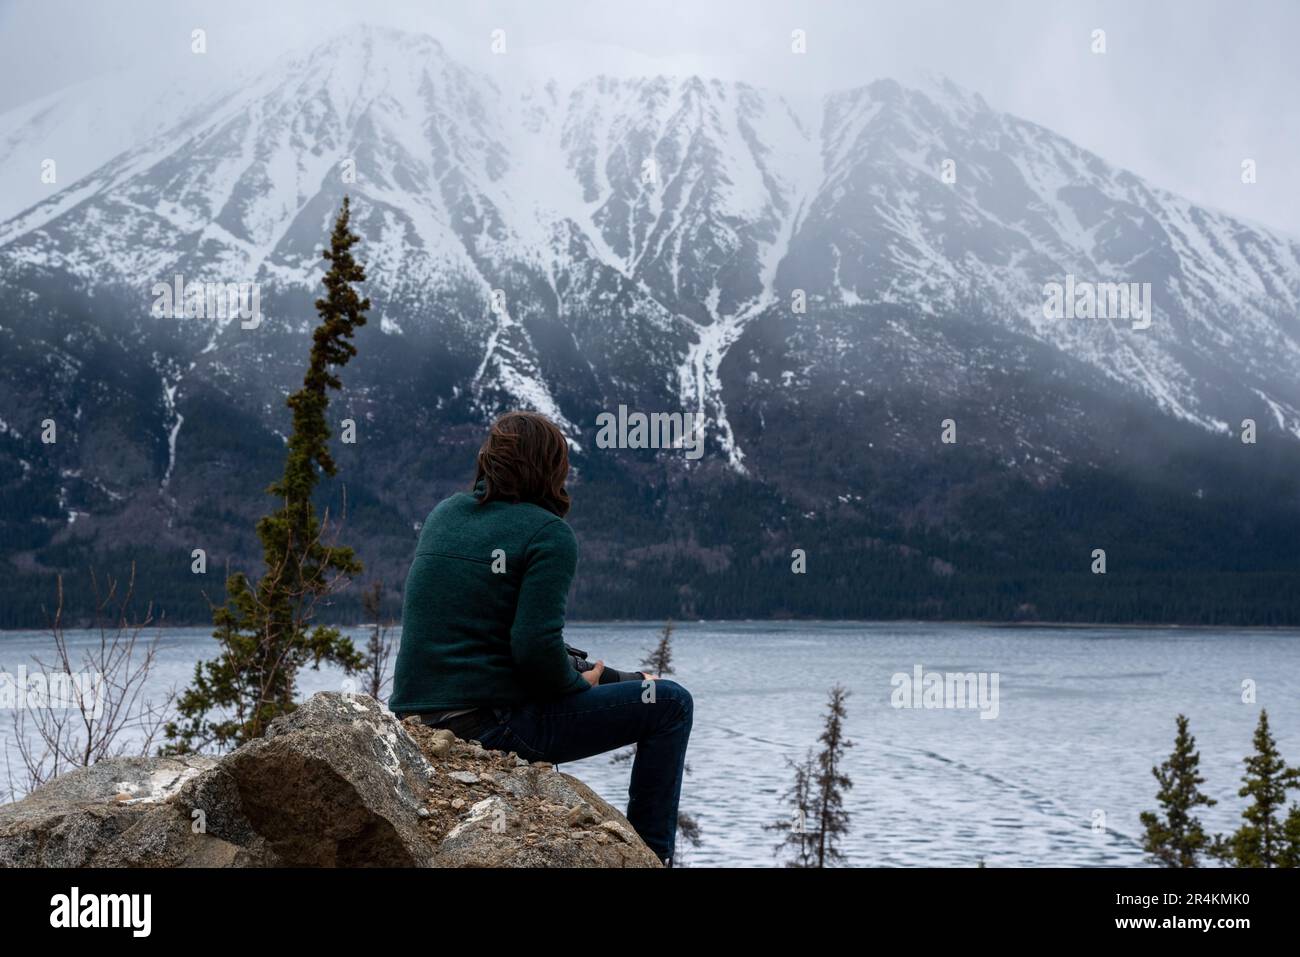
[3,25,1298,450]
[2,24,1299,626]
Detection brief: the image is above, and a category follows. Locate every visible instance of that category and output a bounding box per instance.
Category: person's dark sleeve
[598,666,646,684]
[511,519,589,697]
[568,646,644,684]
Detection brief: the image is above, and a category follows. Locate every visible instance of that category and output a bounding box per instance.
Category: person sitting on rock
[389,410,694,866]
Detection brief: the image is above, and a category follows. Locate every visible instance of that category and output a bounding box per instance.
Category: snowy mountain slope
[779,77,1300,437]
[558,74,824,466]
[4,26,1300,626]
[0,66,237,224]
[2,24,1299,466]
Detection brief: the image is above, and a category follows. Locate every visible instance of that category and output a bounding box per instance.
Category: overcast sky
[1,0,1297,235]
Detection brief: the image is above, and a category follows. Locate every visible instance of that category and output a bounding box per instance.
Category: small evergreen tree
[812,684,853,866]
[1140,714,1216,867]
[768,749,817,868]
[642,619,674,676]
[361,580,395,701]
[165,197,370,752]
[1214,710,1300,867]
[1279,805,1300,869]
[771,685,854,867]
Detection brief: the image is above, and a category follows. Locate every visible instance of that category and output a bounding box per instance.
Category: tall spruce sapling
[165,197,371,753]
[1139,714,1216,867]
[1213,709,1300,867]
[812,684,853,866]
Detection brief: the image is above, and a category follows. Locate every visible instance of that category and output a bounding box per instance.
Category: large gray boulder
[0,692,661,868]
[0,755,215,867]
[98,692,439,867]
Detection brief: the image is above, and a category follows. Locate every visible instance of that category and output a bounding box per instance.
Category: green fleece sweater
[389,489,590,713]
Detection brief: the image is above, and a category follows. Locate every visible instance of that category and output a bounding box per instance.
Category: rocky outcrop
[402,720,657,867]
[0,692,660,868]
[0,755,216,868]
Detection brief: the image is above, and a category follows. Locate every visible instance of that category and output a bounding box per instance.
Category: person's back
[390,411,693,865]
[390,489,587,713]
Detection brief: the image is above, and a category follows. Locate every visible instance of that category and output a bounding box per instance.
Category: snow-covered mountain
[5,27,1300,458]
[792,77,1300,433]
[3,24,1300,624]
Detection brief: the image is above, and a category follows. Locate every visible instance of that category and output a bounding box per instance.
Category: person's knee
[652,678,693,727]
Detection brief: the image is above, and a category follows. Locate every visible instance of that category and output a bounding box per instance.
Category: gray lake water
[3,621,1298,867]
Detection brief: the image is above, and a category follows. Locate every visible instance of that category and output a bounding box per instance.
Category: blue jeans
[476,678,693,863]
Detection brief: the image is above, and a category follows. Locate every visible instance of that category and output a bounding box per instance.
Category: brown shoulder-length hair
[473,411,571,517]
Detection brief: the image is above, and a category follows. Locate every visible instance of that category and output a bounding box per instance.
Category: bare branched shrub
[3,565,175,801]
